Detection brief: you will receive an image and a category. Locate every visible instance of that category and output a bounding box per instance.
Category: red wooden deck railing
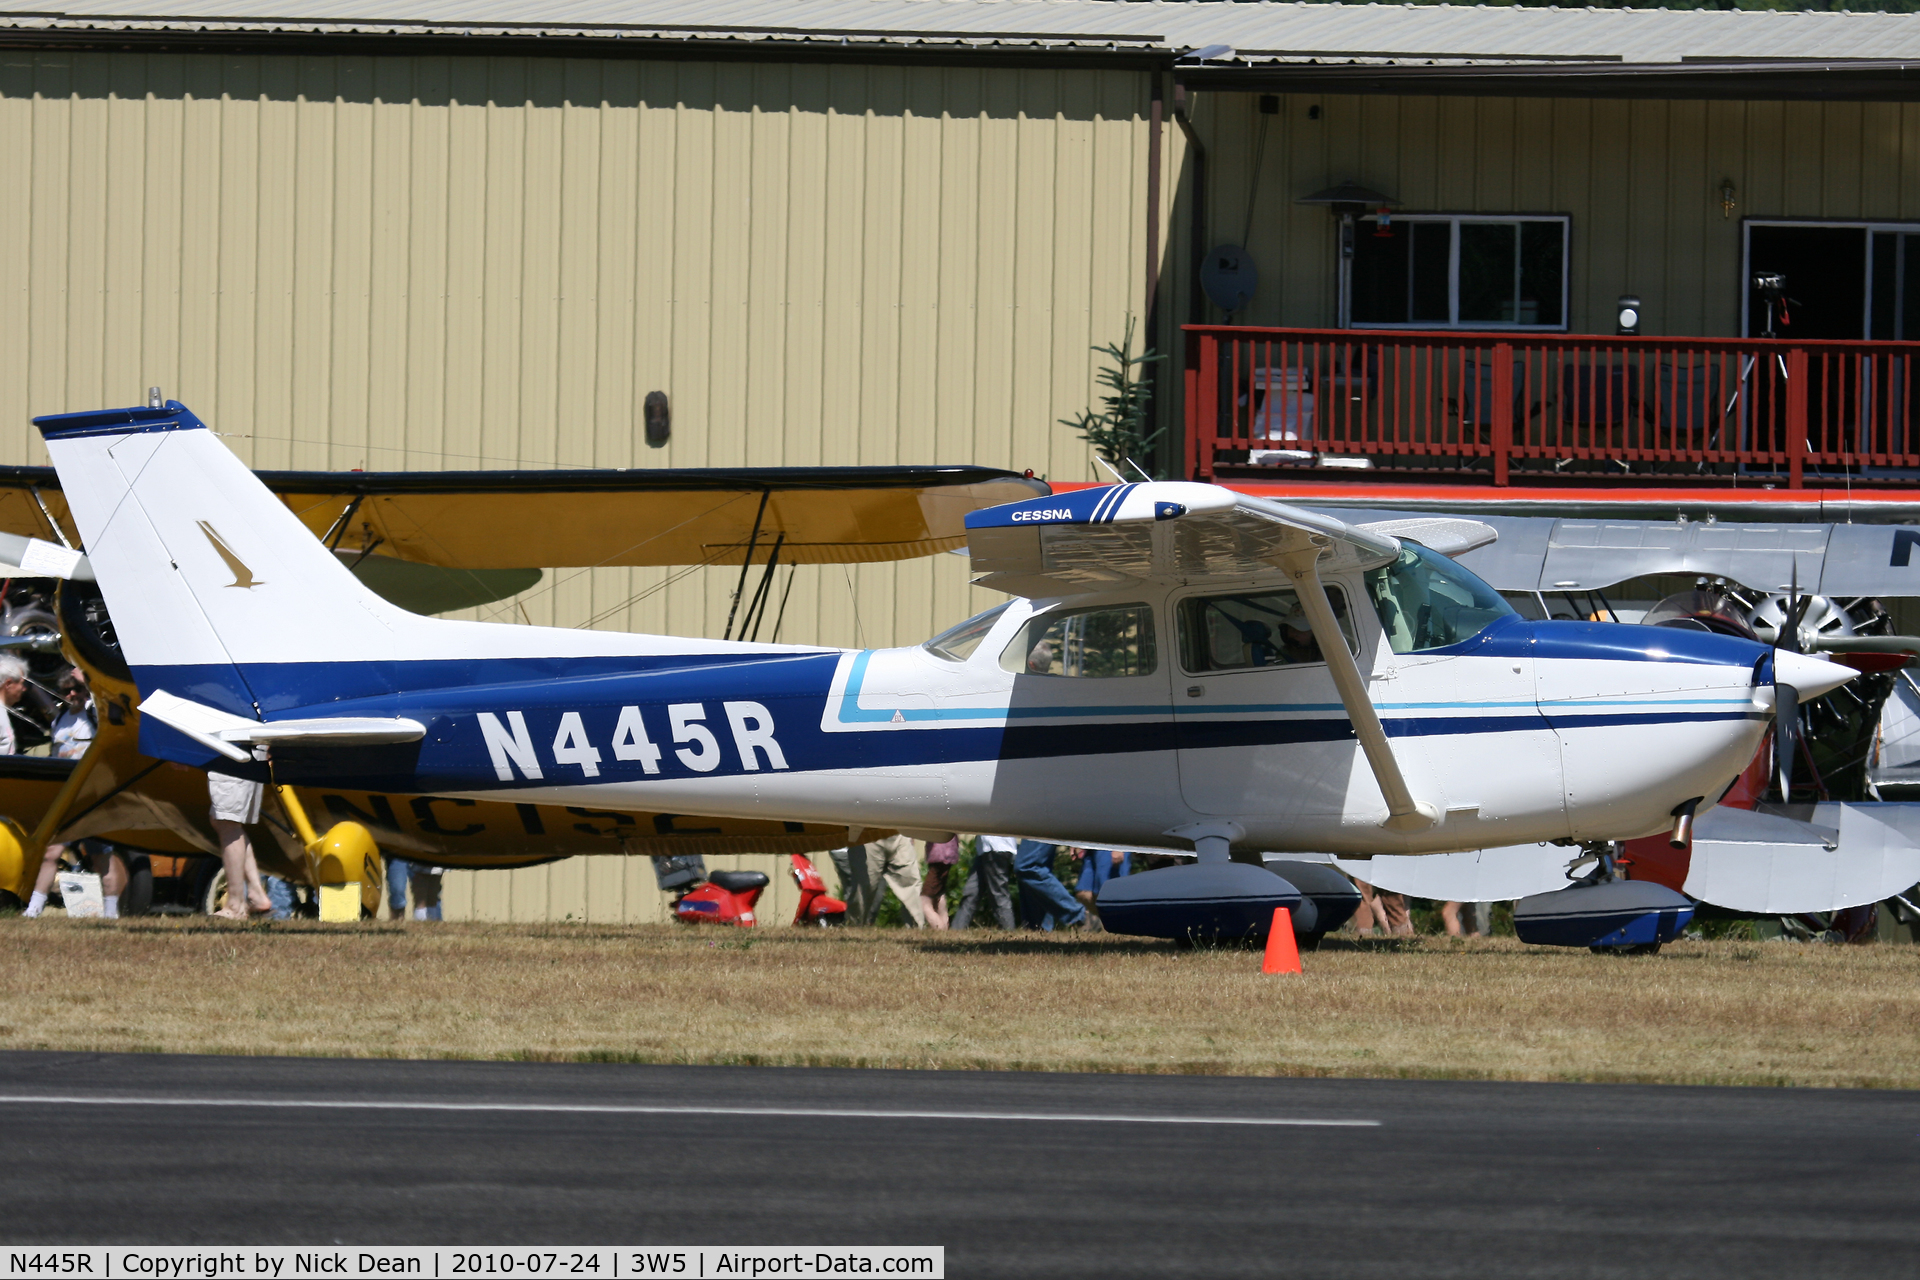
[1182,325,1920,487]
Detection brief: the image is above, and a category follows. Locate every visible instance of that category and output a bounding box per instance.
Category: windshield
[1365,541,1516,653]
[923,603,1012,662]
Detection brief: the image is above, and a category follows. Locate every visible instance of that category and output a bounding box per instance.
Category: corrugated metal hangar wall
[1189,90,1920,338]
[0,49,1158,921]
[0,50,1154,650]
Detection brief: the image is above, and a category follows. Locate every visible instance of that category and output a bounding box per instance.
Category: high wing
[965,481,1404,598]
[966,482,1449,834]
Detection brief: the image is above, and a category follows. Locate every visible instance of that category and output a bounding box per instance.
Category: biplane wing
[0,463,1047,570]
[0,454,1035,892]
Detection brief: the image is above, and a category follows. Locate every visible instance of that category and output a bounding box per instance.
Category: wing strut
[1284,545,1438,834]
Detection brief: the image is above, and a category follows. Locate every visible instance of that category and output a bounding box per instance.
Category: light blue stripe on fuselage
[836,650,1757,731]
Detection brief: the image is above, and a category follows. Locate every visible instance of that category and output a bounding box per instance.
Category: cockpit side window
[1365,540,1516,654]
[1177,587,1357,674]
[923,603,1011,662]
[998,603,1157,677]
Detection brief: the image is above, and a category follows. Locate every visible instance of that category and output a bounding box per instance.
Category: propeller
[1773,563,1814,801]
[1645,568,1864,803]
[1774,677,1799,802]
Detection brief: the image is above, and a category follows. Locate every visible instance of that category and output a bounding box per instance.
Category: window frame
[1740,216,1920,340]
[922,602,1014,664]
[1342,212,1571,333]
[1173,583,1359,678]
[998,600,1160,680]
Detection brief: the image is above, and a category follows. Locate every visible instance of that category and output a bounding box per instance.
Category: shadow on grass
[910,935,1173,957]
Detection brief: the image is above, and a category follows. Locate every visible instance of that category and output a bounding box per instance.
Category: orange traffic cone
[1262,906,1302,974]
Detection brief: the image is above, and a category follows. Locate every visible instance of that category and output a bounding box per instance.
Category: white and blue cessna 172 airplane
[33,400,1859,942]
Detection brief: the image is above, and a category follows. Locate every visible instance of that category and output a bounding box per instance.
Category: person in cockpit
[1278,605,1321,665]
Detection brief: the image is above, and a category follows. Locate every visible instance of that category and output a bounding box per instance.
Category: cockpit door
[1172,579,1369,819]
[991,593,1182,824]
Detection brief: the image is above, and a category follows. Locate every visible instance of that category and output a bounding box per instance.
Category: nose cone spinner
[1772,649,1858,700]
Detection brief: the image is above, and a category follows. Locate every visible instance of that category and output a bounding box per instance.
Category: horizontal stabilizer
[1319,803,1920,914]
[139,690,425,764]
[1691,806,1835,849]
[1684,802,1920,913]
[1316,846,1583,903]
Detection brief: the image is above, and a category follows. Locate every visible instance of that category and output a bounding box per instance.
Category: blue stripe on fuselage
[130,616,1771,790]
[1431,614,1770,667]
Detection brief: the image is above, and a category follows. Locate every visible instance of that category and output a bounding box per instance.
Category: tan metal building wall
[0,49,1160,923]
[1185,91,1920,339]
[440,849,814,925]
[0,51,1155,654]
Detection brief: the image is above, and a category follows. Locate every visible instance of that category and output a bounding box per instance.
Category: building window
[1345,215,1569,331]
[1743,219,1920,340]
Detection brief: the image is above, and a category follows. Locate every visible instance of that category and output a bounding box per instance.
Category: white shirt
[52,703,95,760]
[976,835,1019,853]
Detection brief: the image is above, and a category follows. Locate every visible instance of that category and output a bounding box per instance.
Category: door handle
[1186,685,1205,698]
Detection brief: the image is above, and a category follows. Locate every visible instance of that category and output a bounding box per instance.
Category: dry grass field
[3,918,1917,1088]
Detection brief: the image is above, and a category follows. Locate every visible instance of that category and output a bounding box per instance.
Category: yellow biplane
[0,460,1044,913]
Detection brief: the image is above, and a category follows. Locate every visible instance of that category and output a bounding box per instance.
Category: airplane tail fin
[34,402,441,720]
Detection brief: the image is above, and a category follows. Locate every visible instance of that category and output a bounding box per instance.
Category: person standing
[1073,847,1129,933]
[1441,900,1490,937]
[385,857,444,921]
[952,834,1016,930]
[1350,876,1413,937]
[208,764,273,920]
[386,855,413,921]
[0,653,29,756]
[1013,839,1086,931]
[49,670,94,760]
[920,836,959,930]
[828,833,925,927]
[24,670,103,919]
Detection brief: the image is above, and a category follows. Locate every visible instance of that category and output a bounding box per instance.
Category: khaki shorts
[208,771,264,825]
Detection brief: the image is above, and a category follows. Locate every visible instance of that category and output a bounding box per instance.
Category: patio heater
[1299,182,1397,331]
[1297,181,1398,262]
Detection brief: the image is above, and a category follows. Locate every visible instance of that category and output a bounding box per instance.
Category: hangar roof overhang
[4,1,1919,100]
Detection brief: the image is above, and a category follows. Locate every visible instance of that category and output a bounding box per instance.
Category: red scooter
[672,852,847,927]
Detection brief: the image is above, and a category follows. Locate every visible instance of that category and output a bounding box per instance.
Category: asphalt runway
[0,1052,1915,1277]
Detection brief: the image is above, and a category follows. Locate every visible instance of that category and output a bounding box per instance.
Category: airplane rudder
[37,399,414,675]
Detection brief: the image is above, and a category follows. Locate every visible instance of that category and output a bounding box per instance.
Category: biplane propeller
[1276,505,1920,935]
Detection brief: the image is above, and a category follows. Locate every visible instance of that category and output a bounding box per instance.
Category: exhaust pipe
[1669,797,1703,849]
